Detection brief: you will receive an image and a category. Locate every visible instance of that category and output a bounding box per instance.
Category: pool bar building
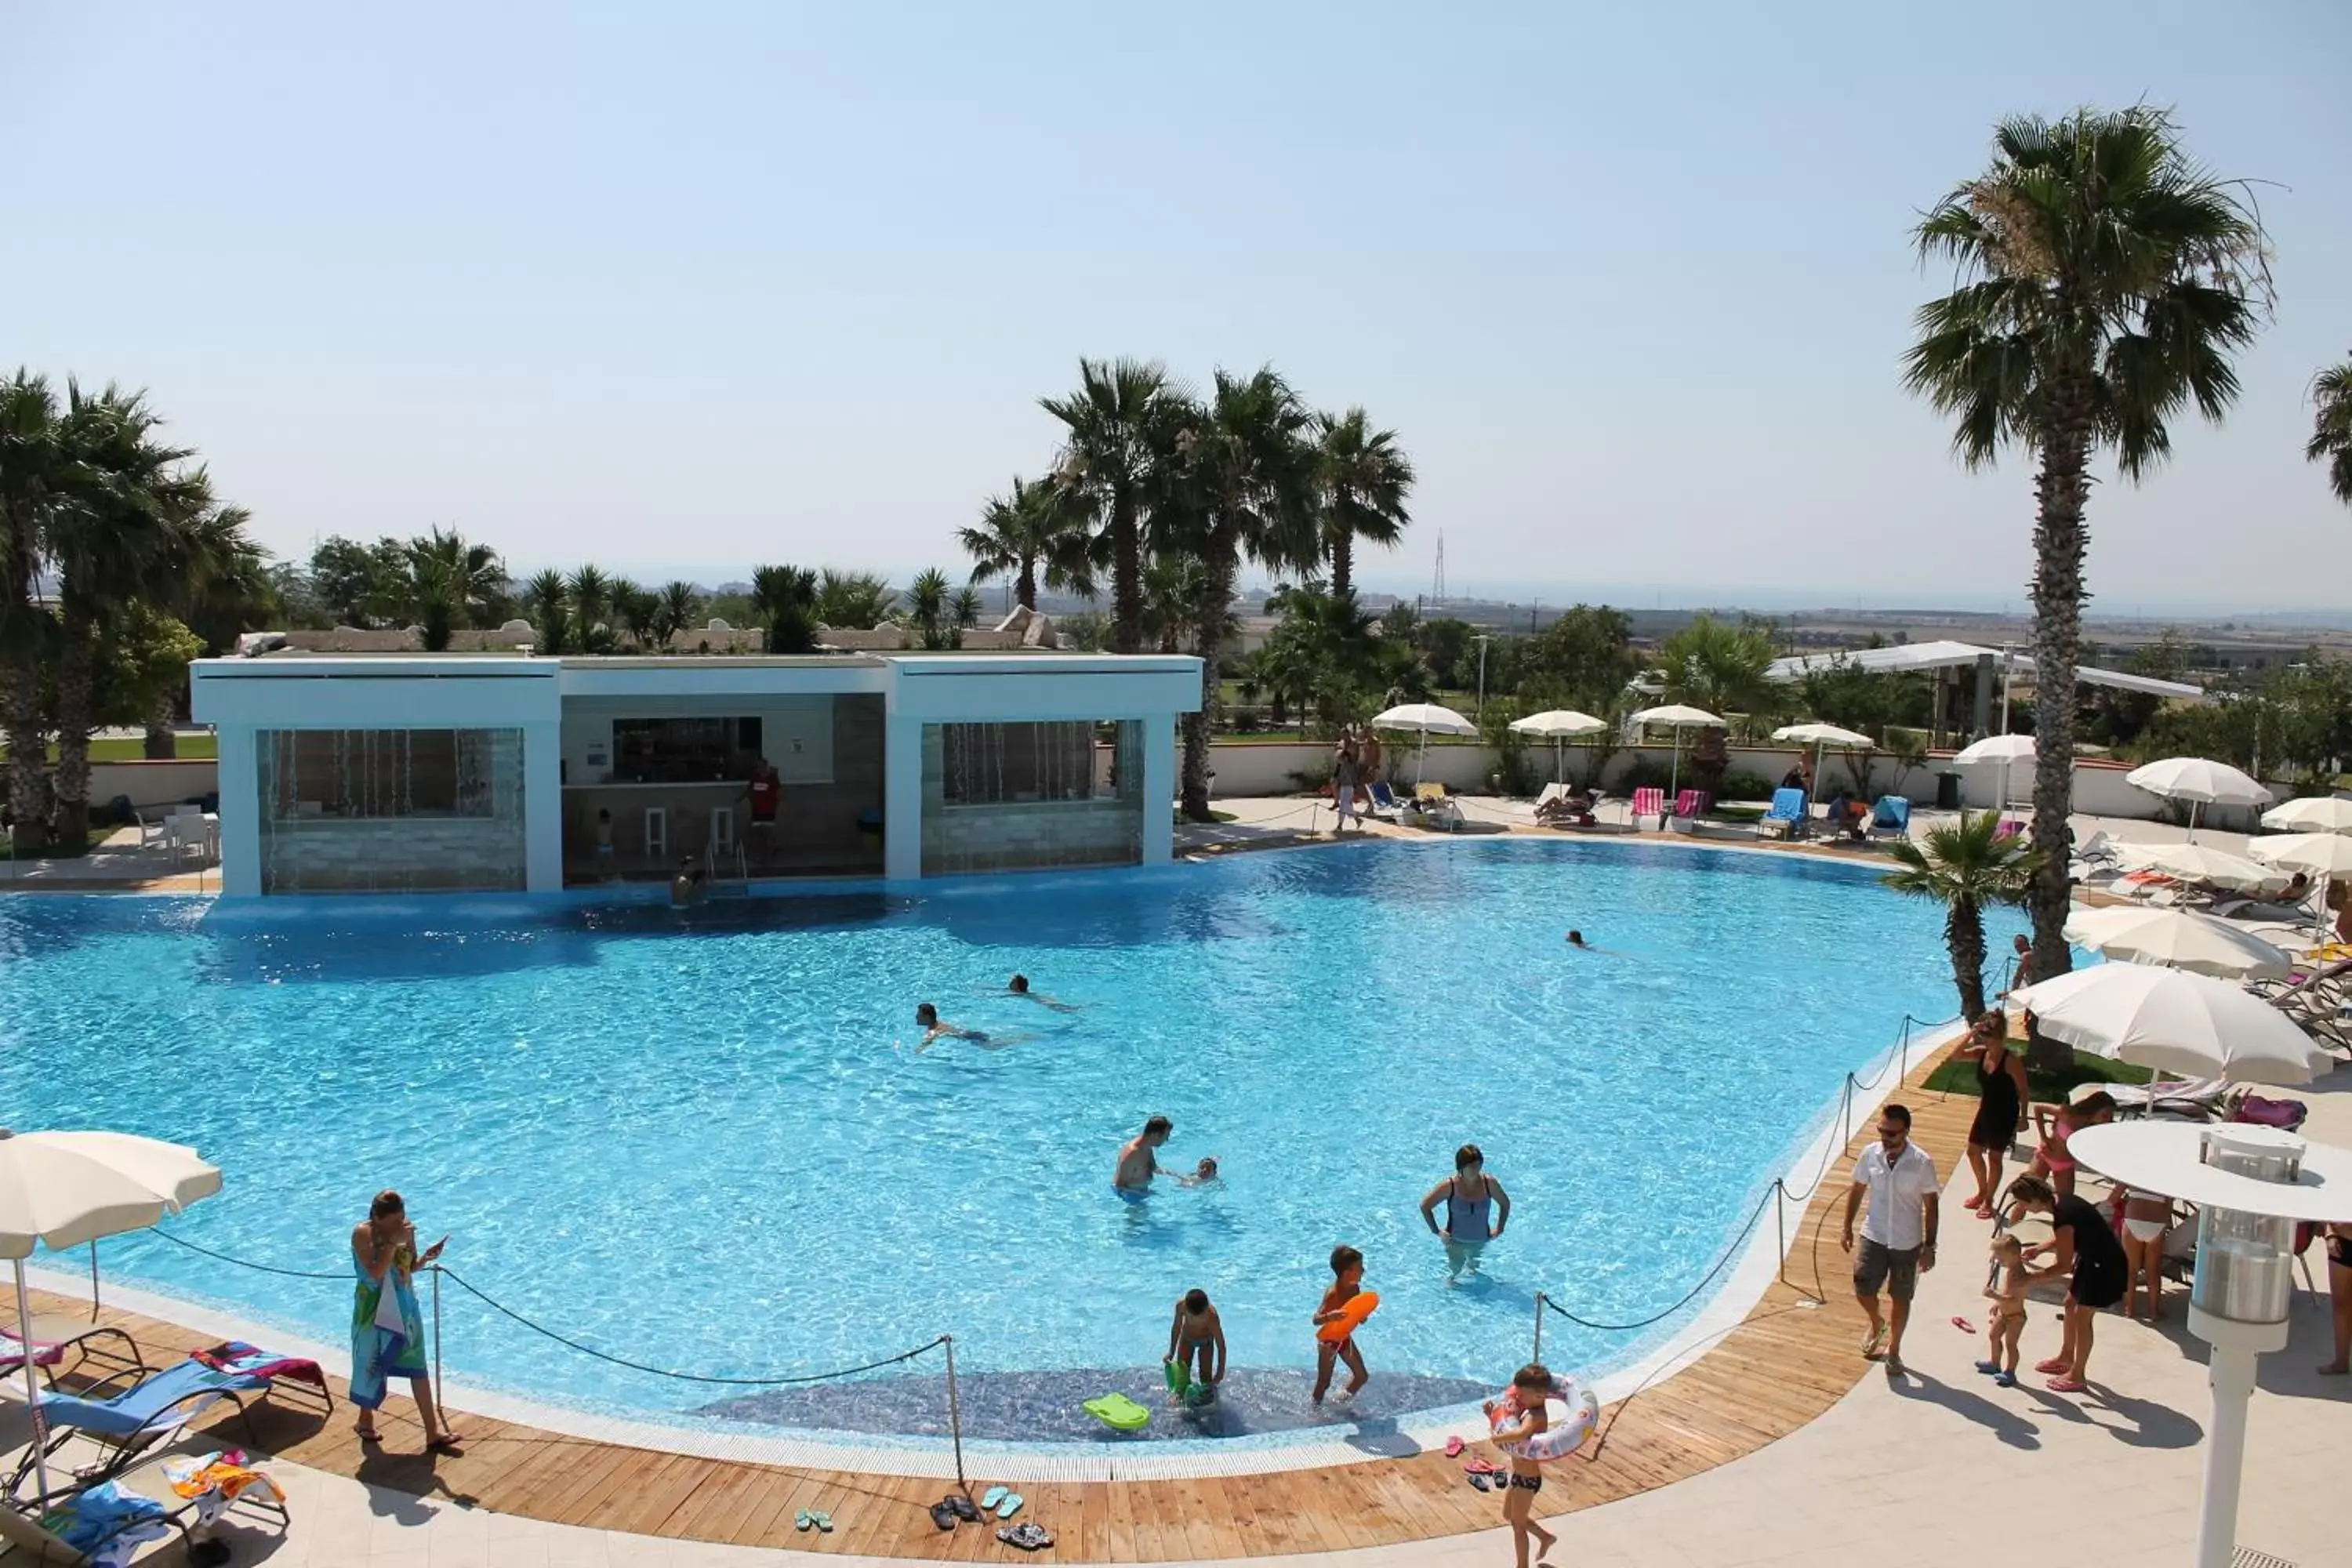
[188,652,1203,895]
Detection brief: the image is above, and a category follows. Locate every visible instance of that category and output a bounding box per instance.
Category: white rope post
[430,1265,447,1434]
[1773,1182,1786,1285]
[942,1334,967,1495]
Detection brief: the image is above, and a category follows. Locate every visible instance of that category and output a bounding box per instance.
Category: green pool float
[1084,1392,1152,1432]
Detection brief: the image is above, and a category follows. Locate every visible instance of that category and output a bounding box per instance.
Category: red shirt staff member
[744,757,782,865]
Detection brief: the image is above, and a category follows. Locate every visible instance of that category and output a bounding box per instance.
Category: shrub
[1716,768,1776,801]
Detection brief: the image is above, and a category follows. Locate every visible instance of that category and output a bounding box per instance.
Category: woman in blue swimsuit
[1420,1143,1512,1284]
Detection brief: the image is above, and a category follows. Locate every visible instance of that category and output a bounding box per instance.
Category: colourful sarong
[350,1254,429,1410]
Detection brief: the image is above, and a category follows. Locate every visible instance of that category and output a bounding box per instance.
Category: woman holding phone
[350,1188,462,1452]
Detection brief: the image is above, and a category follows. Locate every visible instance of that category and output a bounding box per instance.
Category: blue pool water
[0,840,2010,1443]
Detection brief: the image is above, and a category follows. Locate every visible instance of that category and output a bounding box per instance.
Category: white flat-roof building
[189,652,1202,895]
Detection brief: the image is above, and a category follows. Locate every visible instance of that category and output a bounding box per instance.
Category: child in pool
[1311,1244,1370,1406]
[1164,1288,1225,1404]
[1486,1363,1559,1568]
[1179,1157,1220,1186]
[1976,1232,2029,1387]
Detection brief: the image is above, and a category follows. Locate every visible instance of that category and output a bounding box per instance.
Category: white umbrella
[1773,722,1875,816]
[2011,963,2332,1085]
[0,1132,220,1506]
[2113,840,2288,893]
[1370,702,1476,788]
[1511,710,1607,785]
[2060,906,2291,979]
[2246,833,2352,877]
[2126,757,2273,842]
[2260,797,2352,835]
[1631,705,1726,804]
[1955,733,2036,817]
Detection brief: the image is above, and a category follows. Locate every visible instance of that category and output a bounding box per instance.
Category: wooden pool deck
[18,1043,1980,1561]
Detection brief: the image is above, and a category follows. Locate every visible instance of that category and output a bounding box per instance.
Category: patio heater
[2071,1122,2352,1568]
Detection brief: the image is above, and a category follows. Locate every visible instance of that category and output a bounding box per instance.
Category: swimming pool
[0,839,2011,1447]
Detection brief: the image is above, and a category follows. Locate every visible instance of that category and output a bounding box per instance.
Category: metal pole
[430,1265,447,1433]
[1475,635,1490,723]
[1532,1292,1545,1365]
[89,1241,100,1323]
[2196,1341,2259,1568]
[1773,1183,1786,1284]
[943,1335,968,1494]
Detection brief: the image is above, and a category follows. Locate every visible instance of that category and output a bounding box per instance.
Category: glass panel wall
[256,728,526,892]
[921,720,1141,876]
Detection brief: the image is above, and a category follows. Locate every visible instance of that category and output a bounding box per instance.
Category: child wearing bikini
[1311,1244,1370,1406]
[1486,1363,1560,1568]
[1976,1232,2030,1387]
[1164,1288,1225,1405]
[2120,1185,2174,1321]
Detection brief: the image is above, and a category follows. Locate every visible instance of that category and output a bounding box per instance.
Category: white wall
[88,760,218,810]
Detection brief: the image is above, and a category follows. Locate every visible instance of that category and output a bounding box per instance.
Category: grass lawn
[1925,1047,2153,1104]
[0,735,217,763]
[0,826,118,862]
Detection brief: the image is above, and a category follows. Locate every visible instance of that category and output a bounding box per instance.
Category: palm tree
[149,502,268,756]
[949,586,984,644]
[902,567,953,650]
[568,564,614,653]
[47,385,200,841]
[1654,614,1778,720]
[1041,358,1171,653]
[523,568,571,654]
[960,476,1095,612]
[0,371,67,850]
[1314,408,1414,599]
[2309,354,2352,509]
[406,528,509,629]
[1882,811,2043,1023]
[815,569,895,630]
[750,564,818,654]
[1904,107,2269,980]
[655,579,702,642]
[613,581,661,651]
[1170,368,1318,818]
[1264,580,1381,731]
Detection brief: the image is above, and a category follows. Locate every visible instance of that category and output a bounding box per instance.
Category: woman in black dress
[1954,1012,2027,1218]
[2006,1174,2126,1393]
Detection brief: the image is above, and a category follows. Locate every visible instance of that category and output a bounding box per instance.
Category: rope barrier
[145,1228,349,1279]
[1538,1180,1778,1334]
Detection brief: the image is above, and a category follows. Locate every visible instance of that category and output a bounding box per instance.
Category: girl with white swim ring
[1485,1363,1597,1567]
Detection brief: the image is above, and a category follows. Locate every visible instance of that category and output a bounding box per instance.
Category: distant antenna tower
[1431,532,1446,605]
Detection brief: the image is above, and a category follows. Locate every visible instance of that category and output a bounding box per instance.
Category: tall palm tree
[523,568,571,654]
[1041,358,1171,653]
[1904,107,2269,982]
[0,371,67,850]
[148,502,267,756]
[568,564,614,653]
[655,579,702,642]
[47,385,200,841]
[750,564,818,654]
[1314,407,1414,599]
[2309,354,2352,509]
[1171,368,1319,818]
[406,528,510,629]
[1881,811,2043,1023]
[1264,580,1381,730]
[960,475,1095,612]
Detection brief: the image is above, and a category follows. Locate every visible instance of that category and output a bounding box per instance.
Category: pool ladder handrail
[705,842,750,897]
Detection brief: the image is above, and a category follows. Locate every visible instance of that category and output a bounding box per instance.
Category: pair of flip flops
[793,1509,833,1533]
[998,1521,1055,1552]
[980,1484,1025,1519]
[930,1493,982,1531]
[1462,1456,1501,1491]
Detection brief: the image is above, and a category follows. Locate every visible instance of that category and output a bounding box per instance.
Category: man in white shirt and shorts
[1839,1101,1940,1375]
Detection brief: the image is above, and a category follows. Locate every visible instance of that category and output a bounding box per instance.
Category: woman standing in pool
[1420,1144,1511,1284]
[350,1189,462,1453]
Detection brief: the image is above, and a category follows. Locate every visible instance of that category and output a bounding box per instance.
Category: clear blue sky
[5,2,2347,613]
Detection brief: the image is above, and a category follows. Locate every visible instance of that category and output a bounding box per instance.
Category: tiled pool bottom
[698,1365,1497,1444]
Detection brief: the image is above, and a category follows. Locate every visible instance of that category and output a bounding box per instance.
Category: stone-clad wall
[920,798,1142,876]
[261,815,525,893]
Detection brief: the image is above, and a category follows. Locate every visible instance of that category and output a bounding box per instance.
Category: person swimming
[1179,1157,1220,1186]
[913,1002,1038,1053]
[1566,930,1589,948]
[1007,974,1082,1013]
[1115,1116,1174,1191]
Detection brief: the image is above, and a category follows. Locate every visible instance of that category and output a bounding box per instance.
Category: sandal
[2033,1356,2071,1375]
[1950,1316,1976,1334]
[946,1493,980,1523]
[1444,1435,1465,1458]
[1860,1325,1887,1360]
[930,1501,958,1532]
[426,1436,465,1456]
[2045,1377,2087,1394]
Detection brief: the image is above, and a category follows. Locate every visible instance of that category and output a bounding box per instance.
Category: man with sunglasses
[1839,1102,1939,1375]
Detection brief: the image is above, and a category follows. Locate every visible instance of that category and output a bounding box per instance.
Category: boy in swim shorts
[1486,1363,1559,1568]
[1975,1232,2029,1387]
[1311,1244,1370,1406]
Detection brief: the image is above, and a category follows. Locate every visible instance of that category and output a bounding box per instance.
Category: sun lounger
[1628,787,1666,831]
[8,1342,331,1502]
[0,1445,291,1567]
[1413,783,1464,831]
[1669,789,1709,828]
[0,1316,146,1385]
[1532,783,1599,828]
[1867,797,1910,841]
[2248,956,2352,1054]
[2106,1076,2228,1119]
[1365,782,1404,822]
[1757,788,1807,840]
